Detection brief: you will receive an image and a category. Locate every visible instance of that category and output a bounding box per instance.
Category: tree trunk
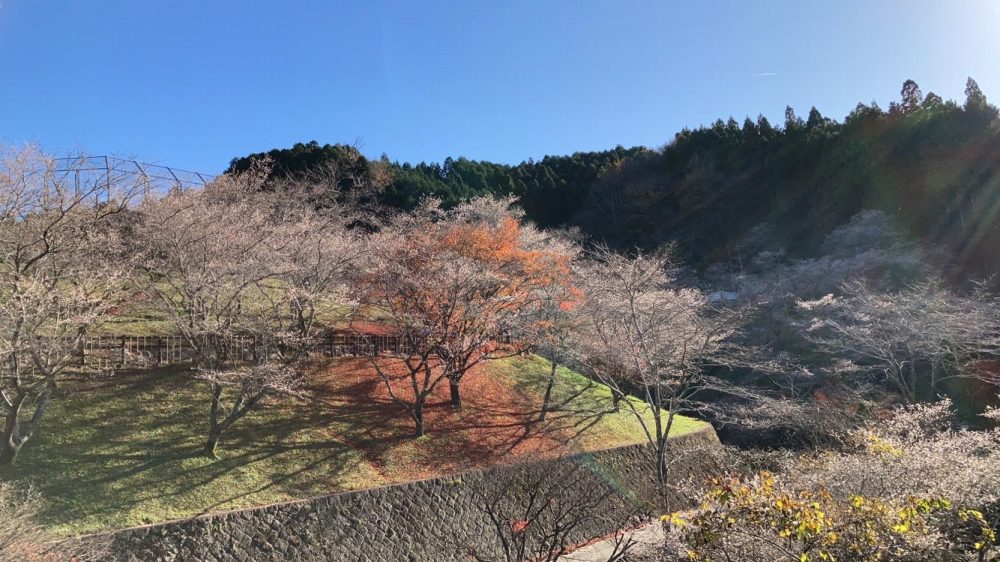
[930,358,940,398]
[2,401,21,469]
[538,360,558,422]
[0,390,47,469]
[202,432,221,458]
[655,413,677,515]
[203,383,224,458]
[413,399,425,437]
[0,433,20,469]
[449,378,462,409]
[652,434,674,515]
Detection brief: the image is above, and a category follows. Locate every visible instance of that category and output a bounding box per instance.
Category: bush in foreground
[667,400,1000,561]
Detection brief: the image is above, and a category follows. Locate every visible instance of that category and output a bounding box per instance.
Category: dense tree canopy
[229,142,645,228]
[582,77,1000,283]
[228,78,1000,281]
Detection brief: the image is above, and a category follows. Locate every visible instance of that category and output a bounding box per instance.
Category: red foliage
[308,358,588,478]
[510,519,530,534]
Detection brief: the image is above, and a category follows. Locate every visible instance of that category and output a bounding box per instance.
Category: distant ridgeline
[228,78,1000,280]
[227,141,645,230]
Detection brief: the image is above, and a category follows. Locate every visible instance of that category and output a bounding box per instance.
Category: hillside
[4,355,702,535]
[577,78,1000,281]
[229,78,1000,282]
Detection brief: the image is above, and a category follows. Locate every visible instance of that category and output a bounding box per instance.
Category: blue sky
[1,1,998,174]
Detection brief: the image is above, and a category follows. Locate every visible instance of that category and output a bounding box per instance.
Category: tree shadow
[9,356,634,532]
[305,356,624,475]
[9,367,366,530]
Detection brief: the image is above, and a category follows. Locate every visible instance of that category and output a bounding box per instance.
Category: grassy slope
[4,355,704,535]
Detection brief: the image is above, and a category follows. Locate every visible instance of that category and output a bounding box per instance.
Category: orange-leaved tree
[430,197,577,409]
[356,197,577,436]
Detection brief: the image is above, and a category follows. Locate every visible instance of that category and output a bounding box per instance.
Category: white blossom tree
[0,147,140,467]
[572,245,758,512]
[518,230,584,422]
[798,280,1000,403]
[134,161,309,457]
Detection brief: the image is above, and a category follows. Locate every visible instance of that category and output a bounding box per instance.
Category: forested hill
[227,141,646,229]
[228,78,1000,280]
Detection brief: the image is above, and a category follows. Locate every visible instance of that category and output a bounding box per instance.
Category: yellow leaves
[865,434,903,458]
[959,509,985,522]
[958,509,997,553]
[678,471,977,562]
[661,512,689,527]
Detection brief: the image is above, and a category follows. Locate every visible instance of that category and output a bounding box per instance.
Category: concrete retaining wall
[85,426,720,562]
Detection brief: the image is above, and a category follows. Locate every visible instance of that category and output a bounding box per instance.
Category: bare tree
[798,280,1000,403]
[519,231,585,422]
[134,161,306,457]
[464,462,637,562]
[257,186,363,353]
[572,245,757,513]
[0,483,50,562]
[0,147,140,467]
[526,280,585,423]
[280,219,359,345]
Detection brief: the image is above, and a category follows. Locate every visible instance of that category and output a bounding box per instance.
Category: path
[558,523,664,561]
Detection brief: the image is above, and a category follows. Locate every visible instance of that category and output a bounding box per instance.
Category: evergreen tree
[899,79,924,113]
[964,77,988,110]
[784,106,805,132]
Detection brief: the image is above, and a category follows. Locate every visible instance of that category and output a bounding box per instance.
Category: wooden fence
[75,331,515,370]
[79,335,259,370]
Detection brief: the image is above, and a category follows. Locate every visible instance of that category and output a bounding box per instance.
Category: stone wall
[85,426,720,562]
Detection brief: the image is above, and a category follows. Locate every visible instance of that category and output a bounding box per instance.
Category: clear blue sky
[1,1,998,174]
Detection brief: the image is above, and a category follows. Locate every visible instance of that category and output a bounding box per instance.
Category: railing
[79,335,258,370]
[73,330,518,369]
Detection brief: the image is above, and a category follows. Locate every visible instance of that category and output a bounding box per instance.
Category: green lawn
[2,355,705,535]
[496,355,704,448]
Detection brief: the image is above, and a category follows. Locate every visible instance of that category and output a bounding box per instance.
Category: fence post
[120,336,127,366]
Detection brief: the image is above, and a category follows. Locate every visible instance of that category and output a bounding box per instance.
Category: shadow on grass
[306,355,632,477]
[5,367,369,533]
[4,355,685,533]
